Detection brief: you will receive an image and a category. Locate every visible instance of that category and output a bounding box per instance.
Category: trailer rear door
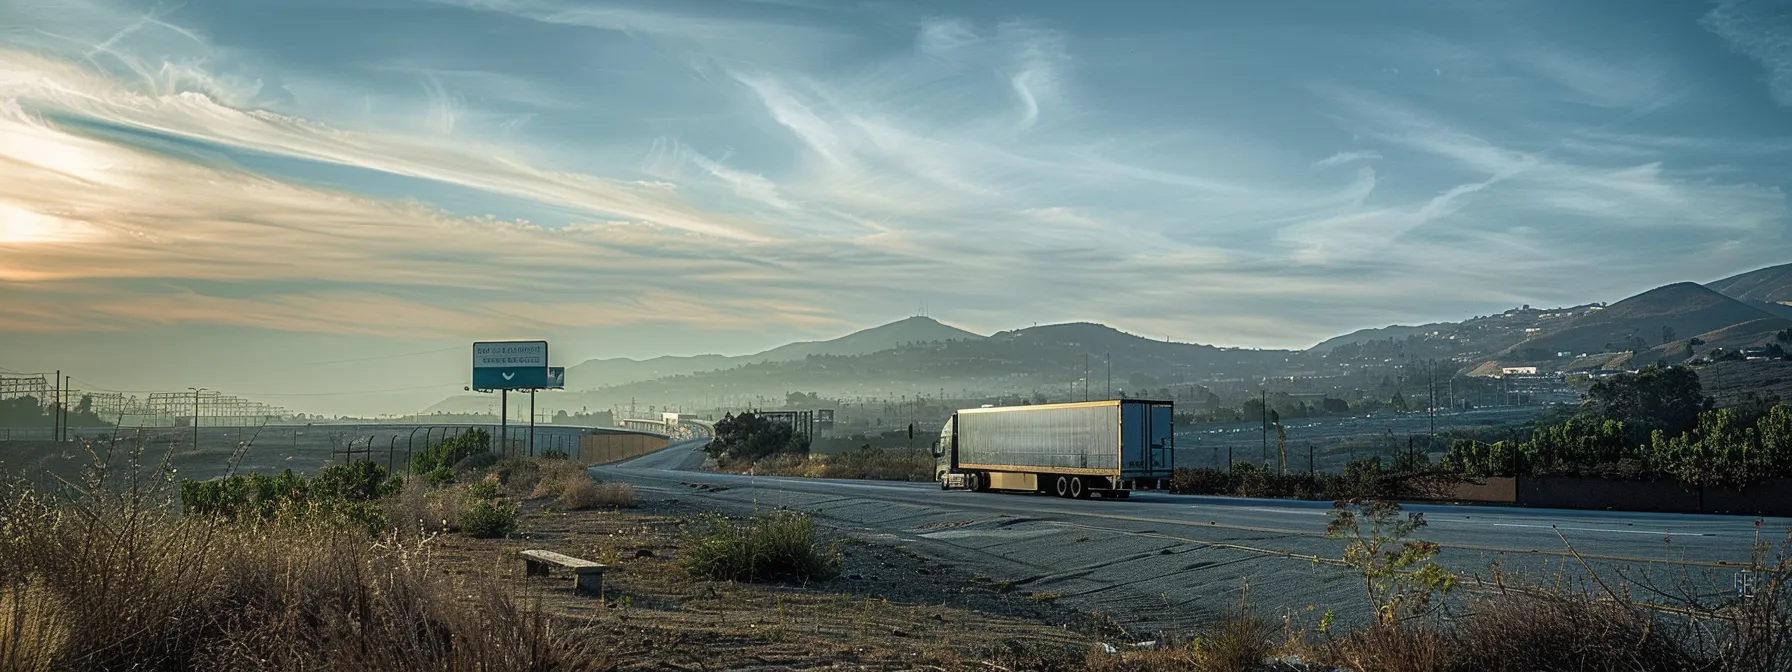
[1120,401,1173,477]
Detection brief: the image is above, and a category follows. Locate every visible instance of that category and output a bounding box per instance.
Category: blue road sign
[473,366,550,390]
[472,340,549,391]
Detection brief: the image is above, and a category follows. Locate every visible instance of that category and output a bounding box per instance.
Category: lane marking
[1488,522,1712,537]
[1244,507,1328,516]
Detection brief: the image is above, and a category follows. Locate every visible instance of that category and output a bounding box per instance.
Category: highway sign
[472,341,549,391]
[545,367,565,390]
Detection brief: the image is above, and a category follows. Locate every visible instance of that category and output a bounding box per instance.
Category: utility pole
[52,371,60,442]
[529,389,536,457]
[63,375,70,442]
[1260,390,1268,465]
[1105,352,1111,400]
[189,387,207,452]
[1428,360,1437,454]
[1083,353,1090,402]
[500,389,508,456]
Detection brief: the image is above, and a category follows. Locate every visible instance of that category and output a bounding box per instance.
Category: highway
[597,440,1787,636]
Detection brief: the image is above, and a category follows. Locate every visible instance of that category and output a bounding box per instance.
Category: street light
[188,387,207,452]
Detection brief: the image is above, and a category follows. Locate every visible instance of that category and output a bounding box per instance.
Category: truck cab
[932,414,957,487]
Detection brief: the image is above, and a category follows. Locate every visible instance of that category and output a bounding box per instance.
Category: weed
[559,479,636,510]
[459,498,518,538]
[679,510,841,583]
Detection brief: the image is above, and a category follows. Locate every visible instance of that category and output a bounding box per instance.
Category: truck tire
[1068,477,1087,499]
[1053,476,1070,498]
[967,472,982,492]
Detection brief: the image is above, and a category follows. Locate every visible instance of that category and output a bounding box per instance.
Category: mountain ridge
[565,316,983,388]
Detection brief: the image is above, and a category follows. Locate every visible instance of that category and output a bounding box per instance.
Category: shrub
[409,428,490,475]
[459,499,517,539]
[1170,467,1231,494]
[468,480,502,501]
[179,461,398,534]
[1191,606,1276,672]
[1446,592,1702,672]
[558,480,635,510]
[424,465,455,488]
[540,449,570,460]
[679,511,841,583]
[529,460,590,499]
[451,451,501,474]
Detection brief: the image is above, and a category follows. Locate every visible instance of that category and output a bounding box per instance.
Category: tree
[707,412,809,462]
[1325,499,1455,624]
[1586,365,1709,445]
[1321,397,1351,414]
[1390,391,1410,413]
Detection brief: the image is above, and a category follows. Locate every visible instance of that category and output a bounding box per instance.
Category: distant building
[1501,366,1540,376]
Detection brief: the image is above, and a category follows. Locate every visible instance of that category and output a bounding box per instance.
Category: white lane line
[1488,522,1711,537]
[1243,507,1329,516]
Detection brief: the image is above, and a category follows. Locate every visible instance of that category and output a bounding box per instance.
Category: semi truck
[932,399,1174,498]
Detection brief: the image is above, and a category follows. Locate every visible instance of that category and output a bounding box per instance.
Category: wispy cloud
[1314,150,1382,168]
[2,0,1789,364]
[1703,0,1792,106]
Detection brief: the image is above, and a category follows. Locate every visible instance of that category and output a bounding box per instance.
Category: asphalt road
[598,440,1786,637]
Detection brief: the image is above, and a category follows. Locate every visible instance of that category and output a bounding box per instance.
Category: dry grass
[1442,591,1708,672]
[0,445,596,671]
[529,460,592,499]
[557,479,636,510]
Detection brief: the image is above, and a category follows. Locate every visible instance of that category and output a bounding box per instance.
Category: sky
[1,0,1789,415]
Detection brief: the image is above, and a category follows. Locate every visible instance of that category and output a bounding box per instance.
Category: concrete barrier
[1517,476,1704,513]
[579,433,670,465]
[1444,477,1517,504]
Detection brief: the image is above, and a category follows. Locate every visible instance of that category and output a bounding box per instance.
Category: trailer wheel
[1068,477,1087,499]
[1053,476,1070,498]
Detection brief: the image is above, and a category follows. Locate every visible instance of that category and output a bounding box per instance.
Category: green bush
[178,461,398,534]
[410,428,491,475]
[679,510,841,583]
[459,499,517,538]
[467,480,502,501]
[424,465,455,488]
[540,450,570,460]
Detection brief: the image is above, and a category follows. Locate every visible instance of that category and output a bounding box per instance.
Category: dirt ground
[434,495,1141,670]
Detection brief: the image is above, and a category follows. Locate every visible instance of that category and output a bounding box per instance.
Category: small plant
[679,511,841,583]
[1191,606,1276,672]
[557,479,635,510]
[468,480,502,501]
[1325,498,1456,624]
[540,450,570,460]
[460,498,518,538]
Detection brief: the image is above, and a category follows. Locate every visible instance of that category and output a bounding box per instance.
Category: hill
[428,321,1291,414]
[1308,323,1449,353]
[564,317,983,388]
[1709,262,1792,305]
[1500,283,1775,364]
[753,316,984,361]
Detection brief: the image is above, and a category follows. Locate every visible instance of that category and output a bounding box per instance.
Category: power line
[233,383,466,397]
[66,377,463,398]
[302,345,471,366]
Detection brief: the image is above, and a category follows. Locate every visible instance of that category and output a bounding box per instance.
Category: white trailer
[932,399,1173,499]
